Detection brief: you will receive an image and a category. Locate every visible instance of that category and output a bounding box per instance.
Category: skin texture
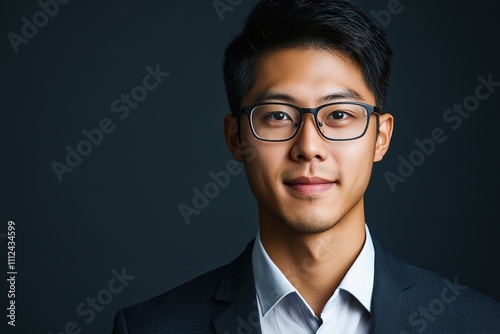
[224,47,394,315]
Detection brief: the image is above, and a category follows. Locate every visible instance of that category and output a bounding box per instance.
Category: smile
[284,177,335,195]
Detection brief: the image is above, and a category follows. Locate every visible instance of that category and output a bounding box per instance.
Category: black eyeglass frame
[237,101,382,142]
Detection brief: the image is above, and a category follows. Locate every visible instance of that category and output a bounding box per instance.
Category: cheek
[242,142,290,196]
[334,139,375,185]
[244,142,287,178]
[238,118,289,191]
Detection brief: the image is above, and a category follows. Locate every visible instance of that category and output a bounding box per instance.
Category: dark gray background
[1,0,499,332]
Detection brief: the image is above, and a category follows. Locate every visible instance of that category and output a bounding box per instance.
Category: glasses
[238,102,381,142]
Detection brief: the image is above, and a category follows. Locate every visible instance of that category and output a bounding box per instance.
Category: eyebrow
[254,89,362,104]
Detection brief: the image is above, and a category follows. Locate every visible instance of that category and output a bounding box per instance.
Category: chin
[279,214,340,234]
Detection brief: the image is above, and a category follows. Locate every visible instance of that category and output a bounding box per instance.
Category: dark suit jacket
[112,236,500,333]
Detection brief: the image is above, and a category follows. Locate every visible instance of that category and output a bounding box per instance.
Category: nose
[290,113,329,162]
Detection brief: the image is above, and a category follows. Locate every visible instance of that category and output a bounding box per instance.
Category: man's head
[223,0,394,235]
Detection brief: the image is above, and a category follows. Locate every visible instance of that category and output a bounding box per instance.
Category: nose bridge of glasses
[297,108,324,136]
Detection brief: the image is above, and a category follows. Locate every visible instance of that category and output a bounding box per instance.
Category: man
[112,0,500,333]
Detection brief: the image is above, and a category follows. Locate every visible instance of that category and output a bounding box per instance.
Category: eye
[264,111,292,121]
[327,110,351,120]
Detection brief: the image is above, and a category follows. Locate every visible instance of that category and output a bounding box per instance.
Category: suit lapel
[370,236,415,334]
[212,240,263,334]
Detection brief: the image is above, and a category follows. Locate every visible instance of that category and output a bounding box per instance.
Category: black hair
[223,0,393,114]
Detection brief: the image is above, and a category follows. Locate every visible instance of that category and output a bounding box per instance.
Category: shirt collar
[252,224,375,316]
[252,232,297,316]
[338,224,375,312]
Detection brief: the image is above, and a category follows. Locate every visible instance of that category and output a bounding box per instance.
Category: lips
[284,176,335,194]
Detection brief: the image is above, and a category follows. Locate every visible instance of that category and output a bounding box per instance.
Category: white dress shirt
[251,225,375,333]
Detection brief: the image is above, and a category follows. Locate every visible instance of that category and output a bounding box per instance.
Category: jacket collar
[370,235,415,333]
[212,240,262,334]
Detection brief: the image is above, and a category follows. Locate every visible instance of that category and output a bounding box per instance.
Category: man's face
[225,48,393,234]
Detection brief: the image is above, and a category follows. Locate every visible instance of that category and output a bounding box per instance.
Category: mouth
[284,176,335,195]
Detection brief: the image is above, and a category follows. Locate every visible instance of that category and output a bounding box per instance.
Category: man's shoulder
[112,265,228,333]
[112,240,256,333]
[404,259,499,310]
[372,236,500,333]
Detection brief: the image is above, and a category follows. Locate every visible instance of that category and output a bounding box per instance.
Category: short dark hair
[223,0,393,114]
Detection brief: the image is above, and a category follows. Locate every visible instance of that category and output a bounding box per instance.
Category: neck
[259,200,366,316]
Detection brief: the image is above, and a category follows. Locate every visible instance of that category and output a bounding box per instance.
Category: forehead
[242,47,375,107]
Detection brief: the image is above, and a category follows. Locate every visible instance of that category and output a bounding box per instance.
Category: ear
[224,114,243,161]
[374,113,394,162]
